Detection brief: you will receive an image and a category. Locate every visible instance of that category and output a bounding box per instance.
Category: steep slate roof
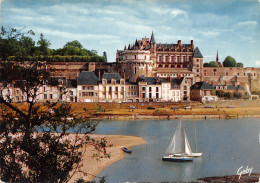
[227,85,237,90]
[193,47,203,58]
[227,85,245,90]
[171,77,184,89]
[102,73,122,82]
[144,77,158,85]
[191,82,214,90]
[77,71,99,85]
[150,32,156,44]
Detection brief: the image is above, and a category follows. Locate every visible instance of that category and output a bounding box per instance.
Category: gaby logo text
[237,166,253,179]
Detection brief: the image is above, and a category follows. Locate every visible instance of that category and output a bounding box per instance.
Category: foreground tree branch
[0,59,109,182]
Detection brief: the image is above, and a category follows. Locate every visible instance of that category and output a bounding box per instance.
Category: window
[142,93,145,98]
[44,94,47,100]
[70,91,73,95]
[16,90,19,95]
[134,67,137,74]
[50,94,53,99]
[156,93,159,98]
[197,69,199,72]
[44,87,46,92]
[183,56,186,62]
[165,56,169,62]
[60,94,63,100]
[171,56,175,62]
[156,87,159,92]
[177,56,180,63]
[16,96,19,101]
[159,56,162,62]
[142,87,145,91]
[116,87,118,91]
[197,59,199,62]
[226,72,229,76]
[149,93,152,98]
[149,87,152,92]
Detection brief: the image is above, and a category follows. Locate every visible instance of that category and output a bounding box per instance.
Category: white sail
[165,121,188,155]
[184,132,193,155]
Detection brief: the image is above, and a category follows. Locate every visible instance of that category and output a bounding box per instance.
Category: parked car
[204,105,214,108]
[183,106,192,110]
[226,105,235,108]
[128,106,136,109]
[147,106,155,110]
[170,106,179,110]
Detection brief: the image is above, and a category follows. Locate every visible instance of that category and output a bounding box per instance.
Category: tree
[0,26,35,60]
[0,61,109,182]
[203,62,210,67]
[37,33,51,56]
[64,40,83,49]
[102,51,107,62]
[223,56,237,67]
[236,62,244,68]
[208,61,218,67]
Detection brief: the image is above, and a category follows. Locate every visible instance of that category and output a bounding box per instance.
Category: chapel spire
[150,31,156,44]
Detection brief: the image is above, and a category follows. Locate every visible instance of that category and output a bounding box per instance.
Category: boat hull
[162,155,193,162]
[122,147,132,153]
[190,153,202,157]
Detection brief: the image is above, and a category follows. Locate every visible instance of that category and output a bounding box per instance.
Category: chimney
[191,40,194,48]
[98,70,101,80]
[178,40,182,47]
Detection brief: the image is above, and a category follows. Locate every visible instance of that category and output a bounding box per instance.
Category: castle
[1,32,260,103]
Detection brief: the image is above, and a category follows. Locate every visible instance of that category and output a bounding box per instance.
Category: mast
[193,119,198,153]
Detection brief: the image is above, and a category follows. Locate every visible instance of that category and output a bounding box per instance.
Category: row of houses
[0,71,246,103]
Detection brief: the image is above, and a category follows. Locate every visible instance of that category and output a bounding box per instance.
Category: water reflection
[94,119,260,183]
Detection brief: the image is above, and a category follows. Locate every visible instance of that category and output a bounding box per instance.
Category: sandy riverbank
[69,134,146,182]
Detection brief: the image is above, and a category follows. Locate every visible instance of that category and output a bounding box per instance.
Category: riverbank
[69,134,146,182]
[82,100,260,120]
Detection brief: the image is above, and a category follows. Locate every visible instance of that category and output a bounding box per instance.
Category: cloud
[31,27,119,41]
[170,8,187,17]
[235,21,258,27]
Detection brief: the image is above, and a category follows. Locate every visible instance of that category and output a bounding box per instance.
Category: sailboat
[162,120,202,162]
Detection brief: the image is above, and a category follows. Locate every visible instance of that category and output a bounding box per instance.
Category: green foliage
[223,92,232,99]
[215,90,225,98]
[233,92,242,99]
[223,56,237,67]
[208,61,218,67]
[0,61,109,182]
[37,33,51,56]
[97,104,103,112]
[0,26,106,63]
[203,62,209,67]
[204,61,218,67]
[64,40,83,49]
[236,62,244,67]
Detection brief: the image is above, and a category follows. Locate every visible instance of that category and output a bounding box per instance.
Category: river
[93,118,260,183]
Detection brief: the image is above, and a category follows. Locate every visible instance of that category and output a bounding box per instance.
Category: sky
[1,0,260,67]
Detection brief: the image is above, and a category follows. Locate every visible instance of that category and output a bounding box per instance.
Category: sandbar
[69,134,146,182]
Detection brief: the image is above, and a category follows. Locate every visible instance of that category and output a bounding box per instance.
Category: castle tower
[192,47,203,82]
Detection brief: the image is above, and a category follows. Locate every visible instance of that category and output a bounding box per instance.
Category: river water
[93,118,260,183]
